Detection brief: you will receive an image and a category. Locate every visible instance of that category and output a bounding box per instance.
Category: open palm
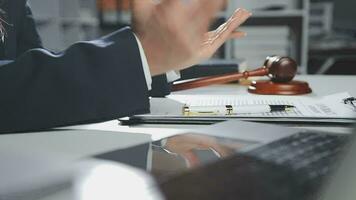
[131,0,251,76]
[189,8,252,67]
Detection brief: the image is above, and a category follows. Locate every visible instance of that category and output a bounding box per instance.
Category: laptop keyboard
[159,131,351,199]
[247,132,349,183]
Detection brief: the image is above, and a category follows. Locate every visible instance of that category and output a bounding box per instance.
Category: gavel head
[264,56,298,83]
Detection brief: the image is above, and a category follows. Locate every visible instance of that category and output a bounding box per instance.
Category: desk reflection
[96,133,255,182]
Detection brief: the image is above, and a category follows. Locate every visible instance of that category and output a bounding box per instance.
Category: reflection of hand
[132,0,251,76]
[164,134,235,167]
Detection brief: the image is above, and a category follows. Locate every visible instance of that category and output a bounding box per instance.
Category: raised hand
[132,0,241,76]
[185,8,252,68]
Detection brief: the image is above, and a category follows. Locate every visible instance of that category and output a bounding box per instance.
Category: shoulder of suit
[1,0,27,14]
[1,0,27,6]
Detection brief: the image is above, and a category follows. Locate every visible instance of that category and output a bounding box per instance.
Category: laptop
[0,120,354,200]
[97,120,355,200]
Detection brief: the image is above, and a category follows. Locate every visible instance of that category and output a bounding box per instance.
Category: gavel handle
[172,67,269,92]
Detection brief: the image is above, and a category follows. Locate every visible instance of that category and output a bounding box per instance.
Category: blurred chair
[309,2,334,37]
[309,2,356,74]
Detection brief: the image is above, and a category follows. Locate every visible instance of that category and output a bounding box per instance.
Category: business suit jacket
[0,0,156,133]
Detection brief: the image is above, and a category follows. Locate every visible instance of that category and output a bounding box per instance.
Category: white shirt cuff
[166,70,181,82]
[133,33,152,90]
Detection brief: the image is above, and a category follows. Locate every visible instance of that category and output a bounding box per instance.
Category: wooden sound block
[248,80,312,95]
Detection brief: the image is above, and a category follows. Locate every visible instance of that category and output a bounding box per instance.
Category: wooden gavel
[172,56,298,92]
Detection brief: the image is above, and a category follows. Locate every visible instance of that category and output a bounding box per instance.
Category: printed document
[165,92,356,119]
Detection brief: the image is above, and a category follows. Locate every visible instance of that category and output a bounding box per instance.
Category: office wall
[29,0,98,51]
[312,0,356,31]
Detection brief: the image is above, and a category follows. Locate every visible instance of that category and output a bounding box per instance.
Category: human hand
[190,8,251,66]
[132,0,251,76]
[164,134,235,167]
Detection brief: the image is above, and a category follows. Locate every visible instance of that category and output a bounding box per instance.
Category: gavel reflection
[172,56,312,95]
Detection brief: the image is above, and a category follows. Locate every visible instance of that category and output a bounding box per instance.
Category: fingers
[231,8,252,25]
[210,145,234,158]
[208,8,251,47]
[221,8,251,38]
[182,151,201,168]
[229,31,247,39]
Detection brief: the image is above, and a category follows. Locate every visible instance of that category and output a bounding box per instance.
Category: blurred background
[28,0,356,75]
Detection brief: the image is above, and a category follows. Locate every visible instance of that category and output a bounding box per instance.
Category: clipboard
[119,116,356,126]
[119,93,356,126]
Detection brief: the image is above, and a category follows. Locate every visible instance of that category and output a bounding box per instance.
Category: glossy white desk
[1,75,355,159]
[0,75,354,200]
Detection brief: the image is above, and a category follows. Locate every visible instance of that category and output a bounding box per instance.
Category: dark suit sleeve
[150,75,172,97]
[0,27,150,133]
[16,2,43,54]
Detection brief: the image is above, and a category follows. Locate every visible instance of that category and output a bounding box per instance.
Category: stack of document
[133,93,356,124]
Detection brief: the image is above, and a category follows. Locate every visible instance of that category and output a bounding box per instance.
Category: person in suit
[0,0,251,133]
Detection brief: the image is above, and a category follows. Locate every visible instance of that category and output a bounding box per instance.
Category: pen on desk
[183,105,295,116]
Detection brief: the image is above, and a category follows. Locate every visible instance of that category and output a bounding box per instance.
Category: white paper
[167,92,356,119]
